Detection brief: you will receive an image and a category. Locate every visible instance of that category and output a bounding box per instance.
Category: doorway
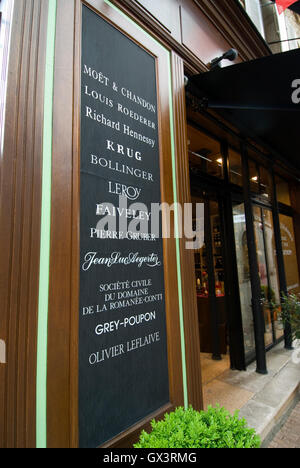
[188,124,232,388]
[193,190,232,385]
[193,192,228,358]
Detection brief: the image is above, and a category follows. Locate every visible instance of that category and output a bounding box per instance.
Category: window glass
[232,202,256,358]
[210,200,225,297]
[194,198,225,298]
[262,209,283,340]
[253,206,273,347]
[194,195,209,297]
[229,149,243,186]
[188,125,224,179]
[254,206,283,344]
[249,160,259,193]
[276,175,291,206]
[259,166,272,201]
[280,214,300,295]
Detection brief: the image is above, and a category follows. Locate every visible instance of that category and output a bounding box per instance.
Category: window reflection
[262,209,283,341]
[276,175,291,206]
[259,166,272,201]
[188,126,224,179]
[253,206,273,347]
[253,206,283,346]
[249,160,259,193]
[280,214,300,296]
[229,149,243,186]
[232,202,256,358]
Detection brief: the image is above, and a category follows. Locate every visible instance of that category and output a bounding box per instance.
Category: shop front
[185,111,300,374]
[0,0,299,449]
[187,45,300,373]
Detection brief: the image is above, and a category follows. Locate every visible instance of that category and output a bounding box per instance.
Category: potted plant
[134,405,260,449]
[280,293,300,341]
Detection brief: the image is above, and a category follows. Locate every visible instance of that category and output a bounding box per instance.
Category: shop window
[253,206,273,346]
[259,166,272,201]
[262,209,283,341]
[188,125,224,179]
[249,159,259,193]
[280,214,300,295]
[232,202,256,359]
[210,201,225,297]
[228,148,243,186]
[249,160,273,201]
[253,206,282,346]
[275,175,291,206]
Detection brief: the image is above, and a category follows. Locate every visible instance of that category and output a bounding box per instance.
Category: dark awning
[189,48,300,170]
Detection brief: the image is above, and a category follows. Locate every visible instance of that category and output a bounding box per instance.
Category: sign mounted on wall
[79,5,169,448]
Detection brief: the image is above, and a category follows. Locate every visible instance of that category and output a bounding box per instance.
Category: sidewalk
[202,342,300,444]
[267,401,300,448]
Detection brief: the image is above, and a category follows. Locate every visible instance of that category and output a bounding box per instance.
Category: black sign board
[79,6,169,448]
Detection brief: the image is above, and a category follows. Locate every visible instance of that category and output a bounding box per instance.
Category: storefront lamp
[210,48,238,70]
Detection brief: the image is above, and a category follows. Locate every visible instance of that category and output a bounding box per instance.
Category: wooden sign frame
[47,0,185,448]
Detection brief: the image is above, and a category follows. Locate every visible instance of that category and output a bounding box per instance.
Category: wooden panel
[0,0,48,448]
[0,0,15,448]
[47,0,75,449]
[171,52,203,411]
[135,0,181,41]
[114,0,269,76]
[181,0,237,66]
[47,0,185,448]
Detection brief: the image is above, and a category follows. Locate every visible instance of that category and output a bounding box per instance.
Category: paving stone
[201,342,300,447]
[239,399,274,434]
[202,379,253,414]
[266,351,293,374]
[267,401,300,448]
[219,368,273,393]
[253,363,300,409]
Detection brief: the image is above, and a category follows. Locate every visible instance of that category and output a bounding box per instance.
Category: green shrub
[281,293,300,340]
[134,405,260,449]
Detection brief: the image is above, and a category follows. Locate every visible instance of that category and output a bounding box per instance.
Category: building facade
[241,0,300,53]
[0,0,299,448]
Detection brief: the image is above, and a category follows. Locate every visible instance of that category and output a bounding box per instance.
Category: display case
[194,214,225,298]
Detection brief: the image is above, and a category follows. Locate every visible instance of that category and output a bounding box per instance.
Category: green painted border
[167,61,188,409]
[36,0,57,449]
[103,0,188,408]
